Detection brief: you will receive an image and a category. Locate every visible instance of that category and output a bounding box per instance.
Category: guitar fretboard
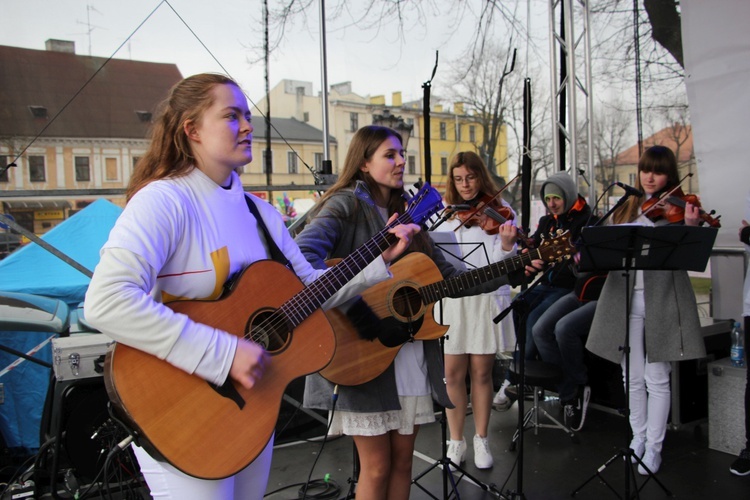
[419,247,544,303]
[278,184,441,329]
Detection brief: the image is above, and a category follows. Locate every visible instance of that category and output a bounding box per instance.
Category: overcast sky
[1,0,548,107]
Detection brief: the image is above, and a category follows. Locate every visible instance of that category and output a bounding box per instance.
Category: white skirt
[328,395,435,436]
[438,292,515,355]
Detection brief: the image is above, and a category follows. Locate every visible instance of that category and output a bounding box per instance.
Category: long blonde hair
[611,145,681,224]
[126,73,237,201]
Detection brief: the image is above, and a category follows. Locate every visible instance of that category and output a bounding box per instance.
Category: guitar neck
[419,247,543,304]
[279,216,406,329]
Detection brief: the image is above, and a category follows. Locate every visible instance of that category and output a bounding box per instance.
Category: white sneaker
[493,380,512,411]
[447,438,466,468]
[473,435,494,469]
[638,447,662,475]
[629,436,646,464]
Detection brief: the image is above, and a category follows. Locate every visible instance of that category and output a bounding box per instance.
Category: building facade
[253,79,510,193]
[0,41,182,235]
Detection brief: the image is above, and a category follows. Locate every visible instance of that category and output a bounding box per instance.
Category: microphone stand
[429,207,465,232]
[492,262,565,499]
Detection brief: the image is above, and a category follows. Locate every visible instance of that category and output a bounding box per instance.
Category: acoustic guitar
[320,230,575,386]
[102,183,443,479]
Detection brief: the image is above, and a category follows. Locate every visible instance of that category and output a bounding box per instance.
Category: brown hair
[126,73,237,201]
[314,125,405,215]
[310,125,432,255]
[612,145,681,224]
[444,151,499,205]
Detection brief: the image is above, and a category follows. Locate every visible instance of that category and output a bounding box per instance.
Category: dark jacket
[532,172,594,289]
[297,181,463,412]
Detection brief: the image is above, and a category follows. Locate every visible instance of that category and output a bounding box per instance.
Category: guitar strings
[243,190,434,347]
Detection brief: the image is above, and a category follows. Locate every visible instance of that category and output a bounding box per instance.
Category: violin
[641,186,722,227]
[455,194,512,235]
[454,194,536,247]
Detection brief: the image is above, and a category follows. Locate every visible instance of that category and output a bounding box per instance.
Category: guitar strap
[244,195,295,273]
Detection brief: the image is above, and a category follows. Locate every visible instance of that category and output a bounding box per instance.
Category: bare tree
[259,1,531,66]
[591,104,632,209]
[643,0,683,68]
[440,41,519,175]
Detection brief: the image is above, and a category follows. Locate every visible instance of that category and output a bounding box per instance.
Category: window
[439,122,446,140]
[407,156,416,175]
[132,156,141,170]
[469,126,476,143]
[135,110,152,122]
[440,157,448,175]
[105,158,118,181]
[314,153,324,172]
[0,156,8,183]
[628,173,636,185]
[29,106,48,119]
[303,112,310,123]
[29,155,46,182]
[262,150,273,174]
[75,156,91,182]
[287,152,298,174]
[456,124,461,142]
[350,113,359,132]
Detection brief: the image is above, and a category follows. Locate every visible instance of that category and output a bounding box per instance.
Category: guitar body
[321,253,447,386]
[318,230,577,387]
[103,260,335,479]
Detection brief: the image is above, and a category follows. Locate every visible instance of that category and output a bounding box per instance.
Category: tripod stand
[572,225,717,499]
[411,336,507,500]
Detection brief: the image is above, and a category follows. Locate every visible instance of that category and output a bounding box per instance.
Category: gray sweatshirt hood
[540,172,578,213]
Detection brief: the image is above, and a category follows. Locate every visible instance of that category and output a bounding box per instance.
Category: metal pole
[264,0,273,199]
[319,0,332,175]
[582,0,596,205]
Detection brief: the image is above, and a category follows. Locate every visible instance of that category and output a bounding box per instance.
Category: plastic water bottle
[730,321,745,368]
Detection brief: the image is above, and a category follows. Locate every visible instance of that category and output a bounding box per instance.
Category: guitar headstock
[536,229,576,263]
[401,182,444,227]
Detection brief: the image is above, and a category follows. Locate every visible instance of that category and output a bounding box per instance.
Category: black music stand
[572,224,717,499]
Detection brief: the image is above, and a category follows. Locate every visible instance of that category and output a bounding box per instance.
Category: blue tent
[0,199,122,306]
[0,200,120,453]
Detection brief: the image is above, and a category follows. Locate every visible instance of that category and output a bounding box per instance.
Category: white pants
[132,434,274,500]
[621,289,671,454]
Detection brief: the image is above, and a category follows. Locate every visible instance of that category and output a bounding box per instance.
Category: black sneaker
[564,386,590,432]
[730,448,750,476]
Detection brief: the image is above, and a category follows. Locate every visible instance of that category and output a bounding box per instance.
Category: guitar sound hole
[247,310,290,353]
[391,286,423,322]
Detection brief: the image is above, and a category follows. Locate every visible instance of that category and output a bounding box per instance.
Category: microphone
[614,181,644,198]
[446,204,471,210]
[428,208,458,231]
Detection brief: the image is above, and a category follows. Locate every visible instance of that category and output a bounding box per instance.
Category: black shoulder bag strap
[244,195,294,273]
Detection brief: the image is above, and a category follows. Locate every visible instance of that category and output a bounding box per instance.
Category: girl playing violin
[432,151,518,469]
[587,145,707,476]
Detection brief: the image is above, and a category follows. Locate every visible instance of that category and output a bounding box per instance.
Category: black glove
[507,268,527,288]
[377,317,420,347]
[345,297,382,341]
